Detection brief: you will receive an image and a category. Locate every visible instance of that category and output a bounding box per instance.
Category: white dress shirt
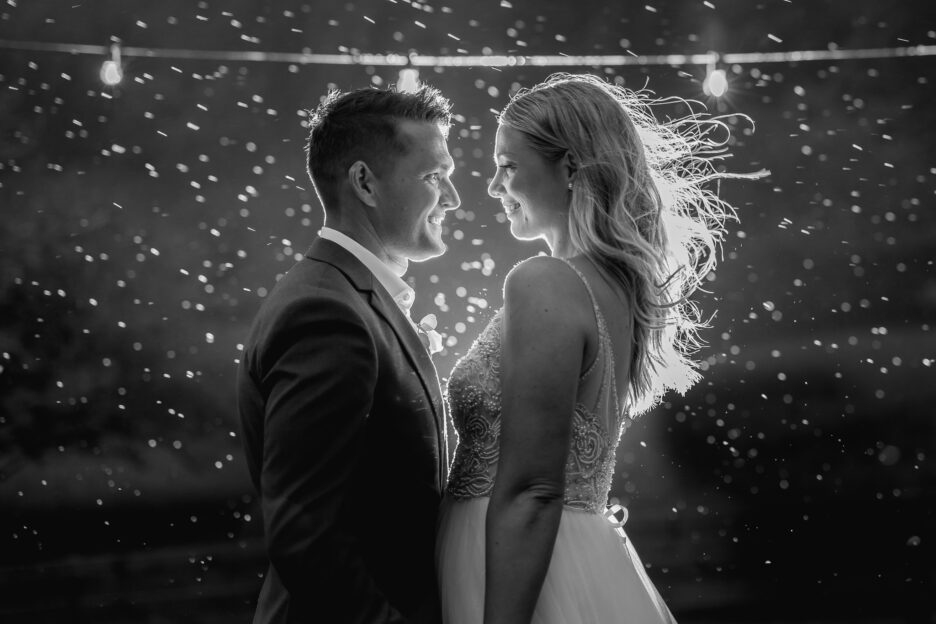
[318,227,417,323]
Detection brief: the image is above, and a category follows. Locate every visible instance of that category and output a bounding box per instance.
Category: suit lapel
[367,285,446,417]
[306,238,448,481]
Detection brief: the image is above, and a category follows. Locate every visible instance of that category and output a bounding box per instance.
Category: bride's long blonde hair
[499,73,747,415]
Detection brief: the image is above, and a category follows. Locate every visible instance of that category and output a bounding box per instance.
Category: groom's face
[371,120,460,265]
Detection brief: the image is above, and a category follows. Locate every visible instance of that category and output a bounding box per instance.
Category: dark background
[1,1,934,622]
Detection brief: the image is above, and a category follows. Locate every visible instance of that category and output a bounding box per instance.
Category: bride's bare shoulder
[503,256,591,323]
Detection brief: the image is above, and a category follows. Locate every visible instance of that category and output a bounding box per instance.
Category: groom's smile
[372,119,460,267]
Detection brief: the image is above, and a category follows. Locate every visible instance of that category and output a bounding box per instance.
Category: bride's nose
[487,169,504,198]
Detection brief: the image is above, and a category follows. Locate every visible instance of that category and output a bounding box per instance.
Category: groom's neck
[323,214,407,277]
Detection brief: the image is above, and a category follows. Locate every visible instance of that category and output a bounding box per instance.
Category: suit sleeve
[255,293,408,623]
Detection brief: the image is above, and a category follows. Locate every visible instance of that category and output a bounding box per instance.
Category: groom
[237,84,460,623]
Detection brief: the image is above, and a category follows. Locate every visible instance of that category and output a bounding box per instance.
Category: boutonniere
[417,313,444,355]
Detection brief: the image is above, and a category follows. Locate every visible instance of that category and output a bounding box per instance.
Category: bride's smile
[487,124,572,245]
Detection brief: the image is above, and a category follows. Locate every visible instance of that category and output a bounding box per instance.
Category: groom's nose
[440,177,460,210]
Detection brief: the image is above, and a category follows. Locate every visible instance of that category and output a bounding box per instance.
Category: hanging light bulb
[704,67,728,98]
[702,52,728,98]
[397,68,420,93]
[100,43,123,86]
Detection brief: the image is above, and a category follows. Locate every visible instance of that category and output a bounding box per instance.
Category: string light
[99,43,122,86]
[0,38,933,73]
[704,68,728,97]
[397,67,420,92]
[703,53,728,98]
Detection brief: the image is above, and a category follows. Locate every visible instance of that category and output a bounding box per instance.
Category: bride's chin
[509,225,538,241]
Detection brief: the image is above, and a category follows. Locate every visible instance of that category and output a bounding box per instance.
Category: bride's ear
[562,152,578,186]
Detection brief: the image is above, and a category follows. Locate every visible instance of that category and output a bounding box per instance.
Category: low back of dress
[446,259,629,514]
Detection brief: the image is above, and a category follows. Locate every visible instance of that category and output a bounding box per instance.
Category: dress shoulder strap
[556,258,598,312]
[556,258,610,377]
[556,258,622,419]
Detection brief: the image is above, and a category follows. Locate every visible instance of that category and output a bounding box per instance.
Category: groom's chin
[408,239,447,263]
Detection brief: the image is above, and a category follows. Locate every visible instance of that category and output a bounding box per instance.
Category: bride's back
[561,255,636,423]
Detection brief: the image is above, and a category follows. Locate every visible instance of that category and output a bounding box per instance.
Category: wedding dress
[436,259,676,624]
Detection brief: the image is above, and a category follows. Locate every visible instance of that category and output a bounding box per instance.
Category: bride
[436,73,740,624]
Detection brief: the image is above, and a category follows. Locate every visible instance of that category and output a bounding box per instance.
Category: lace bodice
[445,260,630,514]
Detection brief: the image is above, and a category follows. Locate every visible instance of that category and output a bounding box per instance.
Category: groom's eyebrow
[419,157,455,175]
[436,153,456,172]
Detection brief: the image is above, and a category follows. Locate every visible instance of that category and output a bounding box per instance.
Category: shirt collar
[318,227,415,316]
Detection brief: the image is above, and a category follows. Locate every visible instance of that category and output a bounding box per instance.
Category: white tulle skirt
[436,496,676,624]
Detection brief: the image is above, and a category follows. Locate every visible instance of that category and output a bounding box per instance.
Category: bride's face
[487,124,569,242]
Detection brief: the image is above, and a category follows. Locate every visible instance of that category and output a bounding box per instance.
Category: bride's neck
[547,227,575,259]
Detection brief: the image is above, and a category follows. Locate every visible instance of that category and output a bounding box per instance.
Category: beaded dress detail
[445,259,627,514]
[438,258,678,624]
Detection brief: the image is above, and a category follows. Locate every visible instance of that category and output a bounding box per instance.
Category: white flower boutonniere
[417,313,444,355]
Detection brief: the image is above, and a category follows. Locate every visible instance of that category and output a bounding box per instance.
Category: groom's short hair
[306,84,453,210]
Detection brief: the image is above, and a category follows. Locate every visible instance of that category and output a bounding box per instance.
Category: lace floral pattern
[564,403,626,512]
[446,275,627,514]
[446,309,504,499]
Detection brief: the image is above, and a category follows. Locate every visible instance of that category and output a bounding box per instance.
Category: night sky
[1,1,934,622]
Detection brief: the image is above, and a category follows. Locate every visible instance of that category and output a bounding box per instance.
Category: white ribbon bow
[417,313,444,355]
[604,504,629,543]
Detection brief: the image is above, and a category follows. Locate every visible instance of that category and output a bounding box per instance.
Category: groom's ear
[348,160,379,208]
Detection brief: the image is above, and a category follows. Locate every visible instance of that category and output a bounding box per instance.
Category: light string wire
[1,39,935,67]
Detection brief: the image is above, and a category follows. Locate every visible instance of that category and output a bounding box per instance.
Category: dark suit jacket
[237,237,448,624]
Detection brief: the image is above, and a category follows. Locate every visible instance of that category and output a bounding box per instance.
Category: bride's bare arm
[484,256,590,624]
